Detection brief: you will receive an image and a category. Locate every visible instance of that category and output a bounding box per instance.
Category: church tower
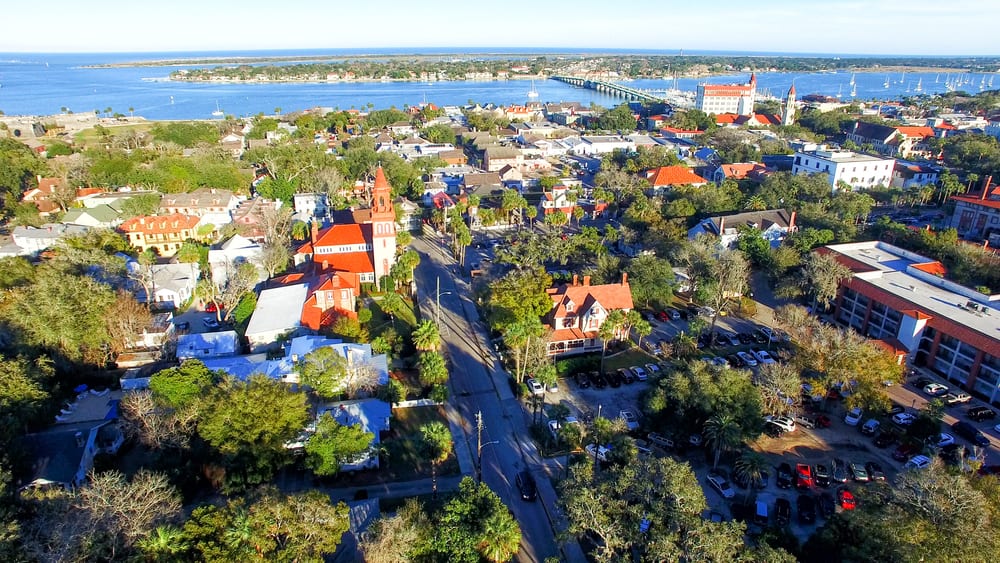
[370,166,397,288]
[782,84,797,126]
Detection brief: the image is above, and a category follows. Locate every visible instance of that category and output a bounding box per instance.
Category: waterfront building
[791,147,895,190]
[695,74,756,115]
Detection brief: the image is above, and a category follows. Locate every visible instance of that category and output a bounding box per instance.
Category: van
[861,419,880,436]
[754,500,769,526]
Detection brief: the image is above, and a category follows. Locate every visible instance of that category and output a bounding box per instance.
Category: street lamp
[436,276,453,327]
[475,411,499,483]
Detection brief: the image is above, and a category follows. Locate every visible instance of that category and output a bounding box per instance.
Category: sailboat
[989,76,995,88]
[849,73,856,86]
[850,82,857,97]
[527,79,539,98]
[934,74,940,83]
[914,78,923,92]
[836,84,842,98]
[211,101,224,117]
[898,72,905,84]
[883,76,890,88]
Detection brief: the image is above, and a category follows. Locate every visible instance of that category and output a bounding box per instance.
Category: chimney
[573,274,579,286]
[788,211,797,232]
[311,221,318,245]
[717,217,725,235]
[983,175,994,200]
[621,272,628,286]
[322,260,329,270]
[583,275,591,286]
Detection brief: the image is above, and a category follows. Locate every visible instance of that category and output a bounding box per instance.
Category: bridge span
[550,75,663,102]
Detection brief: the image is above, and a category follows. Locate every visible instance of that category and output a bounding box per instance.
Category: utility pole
[436,276,441,327]
[476,410,498,484]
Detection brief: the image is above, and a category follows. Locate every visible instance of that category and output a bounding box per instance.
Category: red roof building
[119,213,201,256]
[949,175,1000,239]
[21,176,63,215]
[645,165,708,189]
[545,274,634,357]
[696,74,756,115]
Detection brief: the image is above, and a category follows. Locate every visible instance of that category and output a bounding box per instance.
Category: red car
[795,463,814,489]
[838,488,856,510]
[657,310,669,322]
[892,442,919,462]
[205,302,218,313]
[814,415,832,428]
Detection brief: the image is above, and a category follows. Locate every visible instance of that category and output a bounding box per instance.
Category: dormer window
[565,300,574,313]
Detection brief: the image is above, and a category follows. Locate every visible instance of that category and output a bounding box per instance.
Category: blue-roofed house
[176,330,240,360]
[316,399,391,471]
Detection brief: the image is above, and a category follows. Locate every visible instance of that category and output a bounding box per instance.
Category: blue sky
[3,0,998,55]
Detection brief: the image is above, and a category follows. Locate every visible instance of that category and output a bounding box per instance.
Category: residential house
[949,176,1000,240]
[660,126,703,140]
[176,330,240,360]
[388,121,417,136]
[7,223,89,256]
[61,204,122,228]
[822,241,1000,404]
[891,160,942,189]
[484,146,522,172]
[232,198,281,242]
[119,213,201,256]
[245,283,310,352]
[294,167,397,287]
[791,147,895,190]
[571,136,635,156]
[22,176,64,216]
[709,162,768,184]
[293,193,329,219]
[436,149,468,166]
[134,262,199,307]
[209,234,265,287]
[270,271,361,331]
[395,197,421,232]
[540,185,577,218]
[644,165,709,193]
[545,273,634,357]
[132,312,175,349]
[159,188,239,228]
[78,189,160,210]
[219,132,246,157]
[312,399,391,471]
[845,122,936,159]
[688,209,797,250]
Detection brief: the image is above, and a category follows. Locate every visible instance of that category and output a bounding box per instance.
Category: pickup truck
[944,392,972,405]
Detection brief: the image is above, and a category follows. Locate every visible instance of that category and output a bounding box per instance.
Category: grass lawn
[603,348,658,372]
[381,405,459,481]
[370,293,418,339]
[73,122,156,147]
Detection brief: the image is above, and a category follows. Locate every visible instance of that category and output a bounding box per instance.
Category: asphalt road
[411,235,576,563]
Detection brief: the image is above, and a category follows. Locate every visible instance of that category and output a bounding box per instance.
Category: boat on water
[836,84,842,98]
[883,76,890,88]
[914,78,922,92]
[849,73,856,86]
[211,101,224,117]
[899,72,905,84]
[935,74,939,83]
[850,82,857,97]
[527,79,538,98]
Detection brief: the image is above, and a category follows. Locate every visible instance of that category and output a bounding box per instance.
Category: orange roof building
[119,213,201,256]
[645,165,708,188]
[21,176,63,215]
[696,73,756,116]
[545,273,634,357]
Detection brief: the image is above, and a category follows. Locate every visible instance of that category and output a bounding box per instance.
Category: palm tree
[744,194,767,211]
[733,450,769,503]
[478,510,522,563]
[379,292,405,329]
[412,320,441,352]
[703,413,743,469]
[598,309,626,374]
[420,421,453,498]
[137,525,188,562]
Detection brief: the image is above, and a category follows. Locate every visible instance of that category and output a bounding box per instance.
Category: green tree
[0,356,52,443]
[598,309,626,374]
[418,351,449,387]
[427,477,522,563]
[196,375,310,491]
[800,251,852,313]
[733,450,769,501]
[626,255,675,308]
[412,319,441,352]
[149,360,219,410]
[298,346,350,399]
[703,413,743,469]
[304,412,374,476]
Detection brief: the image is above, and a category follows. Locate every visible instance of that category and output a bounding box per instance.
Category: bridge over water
[550,75,663,102]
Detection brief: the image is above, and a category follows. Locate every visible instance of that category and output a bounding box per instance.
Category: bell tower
[370,166,397,287]
[782,84,797,126]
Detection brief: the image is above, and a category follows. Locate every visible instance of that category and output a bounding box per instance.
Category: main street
[411,234,581,563]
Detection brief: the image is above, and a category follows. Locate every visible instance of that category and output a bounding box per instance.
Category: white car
[631,366,648,382]
[923,383,949,397]
[548,416,579,438]
[931,433,955,448]
[585,443,611,462]
[751,348,776,365]
[892,412,917,426]
[944,393,972,405]
[904,455,932,470]
[647,432,675,449]
[546,380,560,393]
[619,410,639,431]
[766,415,797,433]
[736,351,758,367]
[844,407,863,426]
[526,379,544,396]
[707,473,736,499]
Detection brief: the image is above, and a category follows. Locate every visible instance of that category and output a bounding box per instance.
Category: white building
[695,74,756,115]
[791,148,895,190]
[245,283,309,352]
[176,330,240,360]
[293,193,328,219]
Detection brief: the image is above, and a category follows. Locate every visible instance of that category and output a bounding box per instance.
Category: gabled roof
[547,278,634,320]
[697,209,795,235]
[719,163,767,180]
[895,126,935,139]
[317,251,374,274]
[645,165,708,187]
[850,121,897,142]
[313,224,369,248]
[120,213,200,234]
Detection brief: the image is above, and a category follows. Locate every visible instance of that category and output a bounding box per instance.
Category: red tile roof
[645,166,708,187]
[313,224,369,248]
[951,194,1000,210]
[550,327,592,341]
[315,251,374,274]
[120,213,200,235]
[548,280,634,319]
[719,163,766,180]
[895,126,935,138]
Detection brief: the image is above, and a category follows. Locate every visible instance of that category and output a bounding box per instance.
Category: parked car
[892,412,917,426]
[767,415,797,433]
[775,497,792,526]
[893,442,920,462]
[734,467,769,489]
[912,377,934,390]
[844,407,863,426]
[573,372,591,389]
[930,433,955,448]
[526,378,545,396]
[923,383,949,397]
[776,463,793,489]
[606,370,623,388]
[968,406,997,422]
[736,351,758,367]
[202,317,221,330]
[861,418,880,436]
[738,332,754,345]
[588,371,607,389]
[656,310,669,322]
[753,500,769,526]
[874,431,898,448]
[797,494,817,524]
[904,454,932,470]
[831,459,850,483]
[644,363,661,376]
[795,463,814,489]
[647,432,674,450]
[707,473,736,499]
[619,410,639,431]
[545,379,559,393]
[865,461,886,481]
[618,368,635,385]
[750,347,777,365]
[727,354,745,368]
[849,461,869,482]
[630,366,648,382]
[515,470,537,501]
[838,488,856,510]
[205,302,218,313]
[886,405,905,416]
[953,420,991,447]
[945,392,973,405]
[814,464,831,487]
[817,492,836,518]
[794,414,817,429]
[723,332,742,346]
[585,443,612,462]
[547,417,579,439]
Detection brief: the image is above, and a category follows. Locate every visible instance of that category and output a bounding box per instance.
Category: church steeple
[782,84,796,126]
[372,166,393,217]
[369,166,396,289]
